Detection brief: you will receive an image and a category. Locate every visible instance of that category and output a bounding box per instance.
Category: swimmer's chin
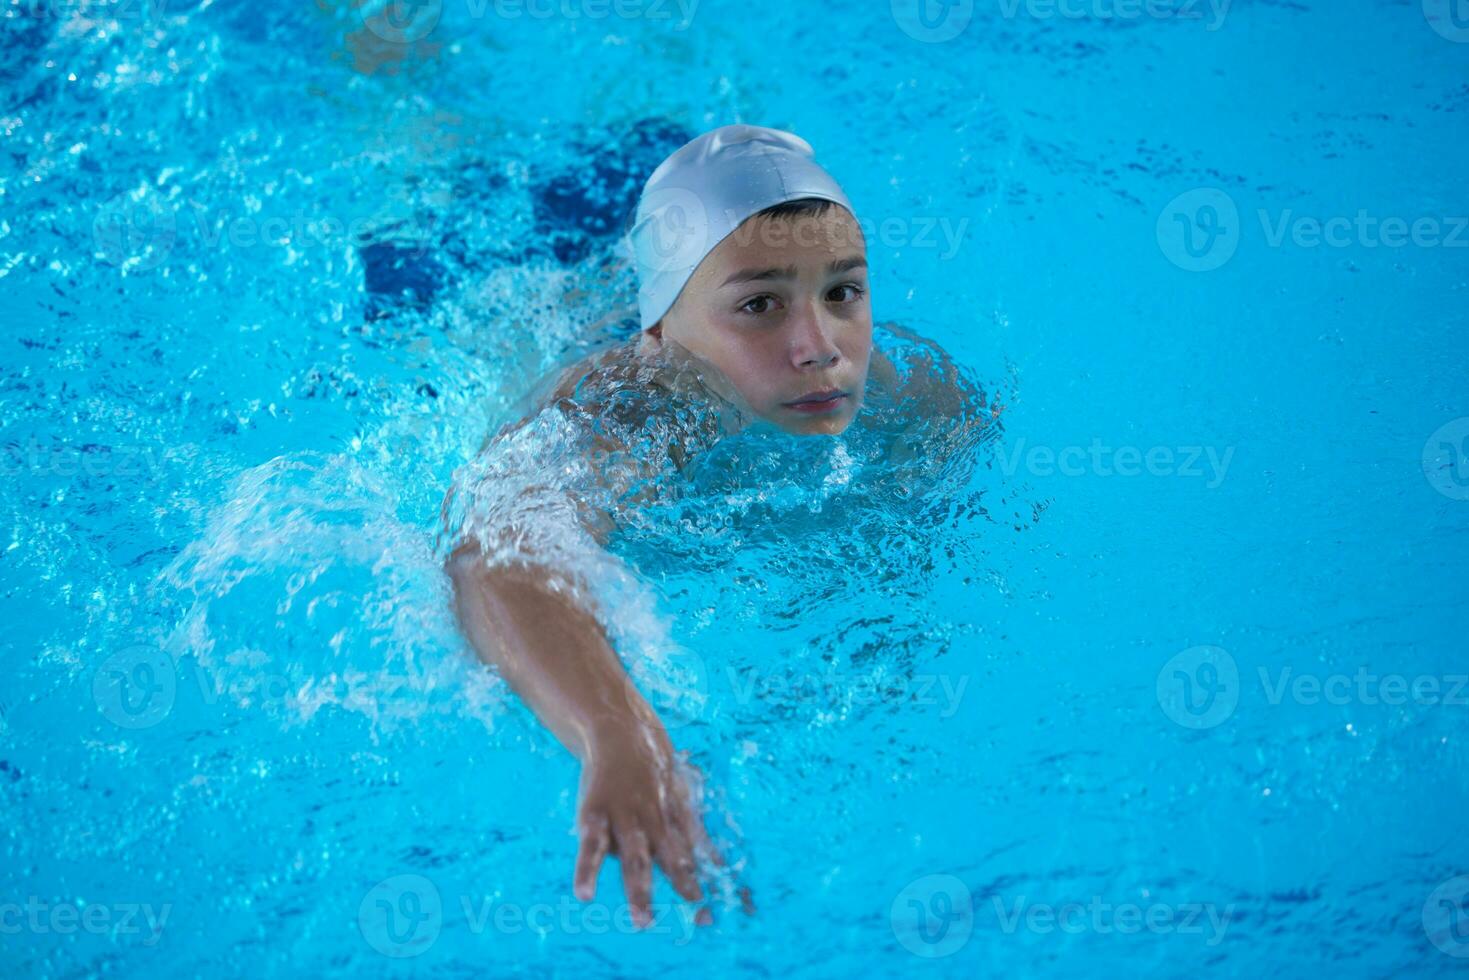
[788,419,852,436]
[769,402,862,436]
[721,406,856,438]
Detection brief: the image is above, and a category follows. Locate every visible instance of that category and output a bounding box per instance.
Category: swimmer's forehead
[717,254,868,288]
[705,207,868,285]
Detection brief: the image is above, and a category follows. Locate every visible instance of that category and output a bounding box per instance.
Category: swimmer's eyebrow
[719,255,867,288]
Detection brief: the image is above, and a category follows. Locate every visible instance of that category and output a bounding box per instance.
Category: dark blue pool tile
[528,117,693,264]
[359,239,444,320]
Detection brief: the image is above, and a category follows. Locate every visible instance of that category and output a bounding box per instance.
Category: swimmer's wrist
[583,704,667,759]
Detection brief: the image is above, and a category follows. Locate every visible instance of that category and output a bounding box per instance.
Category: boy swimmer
[444,125,964,928]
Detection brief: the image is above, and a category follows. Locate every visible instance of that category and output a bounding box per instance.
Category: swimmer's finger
[685,817,723,871]
[655,833,703,903]
[573,810,610,902]
[616,823,654,928]
[689,830,755,916]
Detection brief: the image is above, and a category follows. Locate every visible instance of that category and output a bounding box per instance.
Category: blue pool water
[3,1,1468,976]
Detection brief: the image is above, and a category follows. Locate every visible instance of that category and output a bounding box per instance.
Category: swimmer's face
[654,205,872,436]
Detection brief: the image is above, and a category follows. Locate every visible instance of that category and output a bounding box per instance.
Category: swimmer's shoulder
[864,321,919,402]
[868,345,899,393]
[495,333,726,483]
[556,336,728,474]
[474,342,635,455]
[865,320,1001,433]
[540,337,659,408]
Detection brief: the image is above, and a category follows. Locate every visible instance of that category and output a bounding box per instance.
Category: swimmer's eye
[827,282,866,304]
[738,294,781,316]
[737,284,865,317]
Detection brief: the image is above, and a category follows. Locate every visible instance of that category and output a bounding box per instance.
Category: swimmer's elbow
[443,507,616,600]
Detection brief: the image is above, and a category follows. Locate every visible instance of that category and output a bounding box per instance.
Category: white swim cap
[627,124,856,331]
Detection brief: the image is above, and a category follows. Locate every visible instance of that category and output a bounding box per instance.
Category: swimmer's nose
[788,300,842,369]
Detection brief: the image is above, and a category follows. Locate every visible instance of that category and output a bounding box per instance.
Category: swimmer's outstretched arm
[445,542,718,928]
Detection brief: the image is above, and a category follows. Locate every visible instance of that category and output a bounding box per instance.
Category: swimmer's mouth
[783,389,848,413]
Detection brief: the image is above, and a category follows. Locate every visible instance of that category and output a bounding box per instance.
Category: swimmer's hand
[446,545,748,928]
[574,720,718,927]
